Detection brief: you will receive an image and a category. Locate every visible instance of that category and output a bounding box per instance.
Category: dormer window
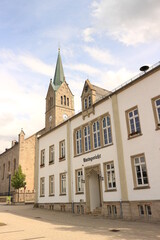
[84,98,87,109]
[88,95,91,108]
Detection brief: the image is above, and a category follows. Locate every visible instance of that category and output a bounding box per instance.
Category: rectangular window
[59,140,65,160]
[76,169,84,193]
[40,177,45,196]
[49,145,54,164]
[107,205,112,216]
[76,129,82,155]
[138,205,144,216]
[105,162,116,190]
[84,98,87,109]
[131,154,149,188]
[145,205,152,216]
[84,126,91,152]
[60,173,66,195]
[112,205,117,216]
[40,149,45,166]
[126,106,141,137]
[93,121,101,149]
[88,95,91,107]
[152,95,160,129]
[49,175,54,196]
[102,115,112,145]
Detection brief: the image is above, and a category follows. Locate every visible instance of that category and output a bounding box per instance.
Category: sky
[0,0,160,153]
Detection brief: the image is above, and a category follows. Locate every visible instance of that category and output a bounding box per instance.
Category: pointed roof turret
[53,48,65,87]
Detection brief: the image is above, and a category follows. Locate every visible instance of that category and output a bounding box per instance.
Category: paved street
[0,204,160,240]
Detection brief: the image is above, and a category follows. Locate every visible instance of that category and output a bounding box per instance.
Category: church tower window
[64,95,66,105]
[61,96,63,105]
[67,98,69,106]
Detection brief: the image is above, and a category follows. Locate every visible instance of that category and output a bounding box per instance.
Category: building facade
[36,52,160,221]
[0,130,36,202]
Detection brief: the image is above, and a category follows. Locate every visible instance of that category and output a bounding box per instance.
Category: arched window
[61,96,63,105]
[64,95,66,105]
[67,98,69,106]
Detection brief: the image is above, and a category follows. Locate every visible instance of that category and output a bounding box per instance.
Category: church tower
[45,49,75,131]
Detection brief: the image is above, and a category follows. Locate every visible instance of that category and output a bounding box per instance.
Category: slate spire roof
[53,48,65,87]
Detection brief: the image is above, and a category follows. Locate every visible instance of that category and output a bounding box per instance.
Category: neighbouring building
[36,51,160,222]
[0,130,36,202]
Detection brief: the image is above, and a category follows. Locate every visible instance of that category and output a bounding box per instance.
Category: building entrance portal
[85,164,103,213]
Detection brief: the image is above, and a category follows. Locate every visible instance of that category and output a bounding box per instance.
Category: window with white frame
[138,205,144,216]
[126,107,141,136]
[76,129,82,155]
[84,126,91,152]
[49,145,54,164]
[59,140,65,160]
[84,98,87,109]
[76,169,84,193]
[40,149,45,166]
[60,173,66,194]
[145,205,152,216]
[102,115,112,145]
[88,95,91,107]
[152,96,160,129]
[155,98,160,124]
[105,162,116,190]
[40,177,45,196]
[132,154,149,187]
[93,121,101,149]
[49,175,54,196]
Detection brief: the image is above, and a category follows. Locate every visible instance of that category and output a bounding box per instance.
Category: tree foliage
[11,165,26,190]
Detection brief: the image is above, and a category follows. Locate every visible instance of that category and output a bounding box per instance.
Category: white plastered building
[36,54,160,221]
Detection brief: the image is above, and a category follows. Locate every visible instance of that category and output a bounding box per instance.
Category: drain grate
[110,229,120,232]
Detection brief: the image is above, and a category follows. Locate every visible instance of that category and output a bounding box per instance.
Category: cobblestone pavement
[0,204,160,240]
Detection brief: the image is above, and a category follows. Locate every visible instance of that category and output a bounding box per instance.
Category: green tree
[11,165,26,202]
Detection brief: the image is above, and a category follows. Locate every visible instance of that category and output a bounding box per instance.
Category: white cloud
[0,49,52,76]
[84,46,115,65]
[65,63,100,76]
[82,28,95,42]
[90,0,160,45]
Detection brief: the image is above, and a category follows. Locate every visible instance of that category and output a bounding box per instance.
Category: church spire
[53,49,65,86]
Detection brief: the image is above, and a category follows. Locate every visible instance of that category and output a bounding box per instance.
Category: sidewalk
[0,204,160,240]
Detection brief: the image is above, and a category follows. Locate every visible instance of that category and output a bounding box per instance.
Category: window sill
[49,161,54,165]
[59,193,66,196]
[49,194,55,197]
[128,132,142,140]
[75,192,84,195]
[133,185,150,190]
[59,157,65,162]
[40,195,45,197]
[105,189,117,192]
